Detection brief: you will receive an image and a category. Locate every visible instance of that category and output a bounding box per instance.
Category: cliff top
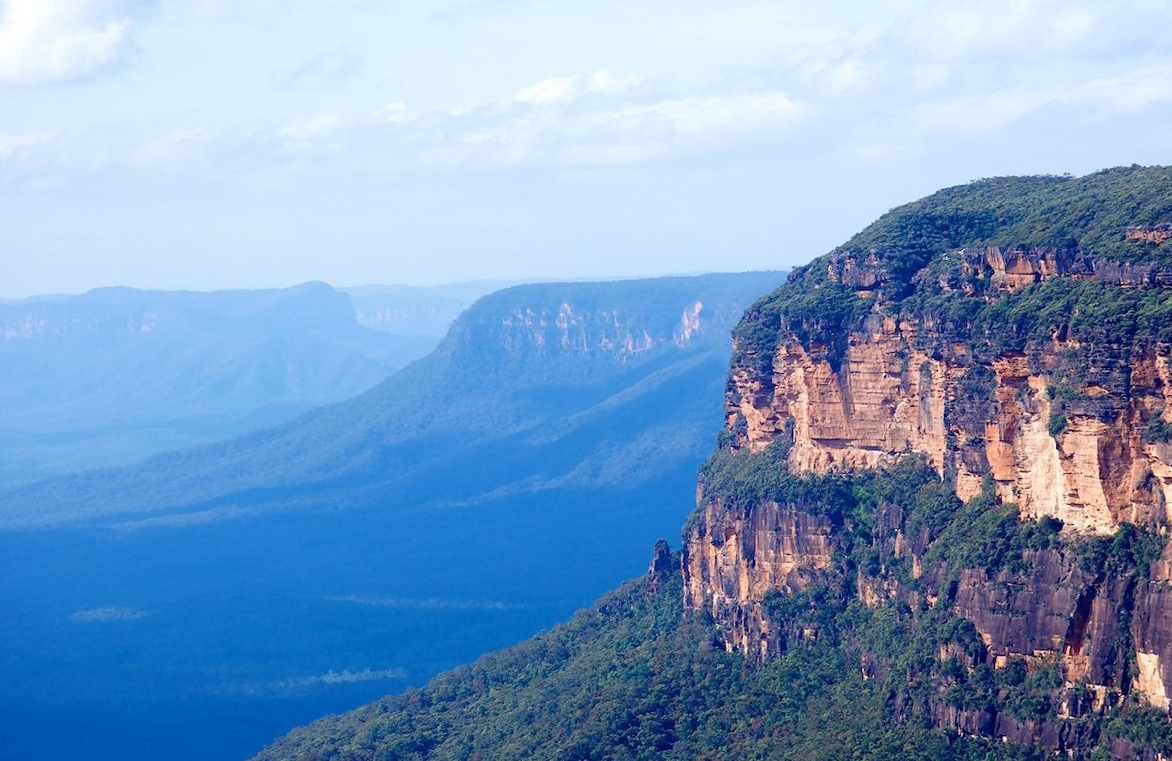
[844,166,1172,271]
[734,165,1172,371]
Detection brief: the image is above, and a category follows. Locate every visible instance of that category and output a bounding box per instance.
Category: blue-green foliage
[254,571,1047,761]
[732,166,1172,368]
[841,167,1172,266]
[1146,408,1172,443]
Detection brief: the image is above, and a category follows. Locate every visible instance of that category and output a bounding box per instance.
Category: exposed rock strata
[683,498,833,661]
[723,291,1172,535]
[685,230,1172,746]
[1128,225,1172,246]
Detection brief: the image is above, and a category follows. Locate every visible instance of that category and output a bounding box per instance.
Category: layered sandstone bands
[724,313,1172,534]
[683,242,1172,725]
[830,245,1172,293]
[683,491,1172,719]
[682,498,834,662]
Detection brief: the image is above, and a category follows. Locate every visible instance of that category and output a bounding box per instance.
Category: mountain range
[0,270,785,761]
[0,281,504,486]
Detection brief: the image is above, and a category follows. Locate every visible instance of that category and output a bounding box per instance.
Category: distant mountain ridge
[0,270,787,761]
[0,272,785,529]
[0,281,494,486]
[342,281,515,336]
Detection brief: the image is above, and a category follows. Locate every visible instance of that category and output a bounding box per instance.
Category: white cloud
[0,0,147,85]
[6,0,1171,186]
[1077,65,1172,114]
[905,89,1052,137]
[375,101,418,124]
[818,59,872,96]
[515,75,579,105]
[887,0,1107,62]
[841,140,919,166]
[515,69,640,105]
[895,63,1172,140]
[71,605,146,621]
[157,0,294,23]
[585,69,640,95]
[604,93,809,139]
[276,667,405,688]
[450,87,810,169]
[766,0,1172,154]
[0,131,55,159]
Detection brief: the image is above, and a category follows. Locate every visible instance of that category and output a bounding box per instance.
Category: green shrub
[1146,409,1172,443]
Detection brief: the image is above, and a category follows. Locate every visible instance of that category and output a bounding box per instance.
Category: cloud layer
[0,0,151,84]
[7,1,1172,171]
[2,0,1171,295]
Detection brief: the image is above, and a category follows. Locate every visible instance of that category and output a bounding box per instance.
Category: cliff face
[439,275,770,371]
[684,462,1172,751]
[725,310,1172,535]
[684,168,1172,751]
[724,246,1172,534]
[683,496,834,661]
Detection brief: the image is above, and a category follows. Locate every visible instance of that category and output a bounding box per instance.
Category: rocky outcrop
[687,276,1172,702]
[438,276,784,371]
[683,481,1172,748]
[1128,225,1172,246]
[722,304,1172,535]
[683,497,833,661]
[647,538,675,593]
[949,550,1133,693]
[830,246,1172,294]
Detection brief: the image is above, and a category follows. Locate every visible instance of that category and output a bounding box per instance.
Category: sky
[2,0,1172,297]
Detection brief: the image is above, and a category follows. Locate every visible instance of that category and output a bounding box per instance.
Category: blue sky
[2,0,1172,297]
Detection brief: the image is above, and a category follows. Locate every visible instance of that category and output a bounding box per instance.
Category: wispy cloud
[278,113,345,140]
[156,0,296,24]
[273,666,406,689]
[515,75,578,105]
[514,70,640,105]
[6,1,1172,194]
[427,0,529,26]
[606,93,808,138]
[273,47,366,90]
[232,666,407,696]
[774,0,1172,152]
[374,101,417,125]
[110,505,254,531]
[276,112,348,153]
[325,594,528,611]
[0,131,55,159]
[129,127,209,166]
[0,0,151,85]
[71,606,147,621]
[447,73,809,168]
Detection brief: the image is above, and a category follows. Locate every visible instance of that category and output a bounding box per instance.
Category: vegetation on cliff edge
[253,566,1047,761]
[732,165,1172,371]
[695,446,1171,760]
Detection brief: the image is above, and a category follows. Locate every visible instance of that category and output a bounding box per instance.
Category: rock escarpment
[440,275,765,370]
[685,167,1172,755]
[724,244,1172,534]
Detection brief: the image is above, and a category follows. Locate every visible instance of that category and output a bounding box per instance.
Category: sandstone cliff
[684,167,1172,755]
[722,244,1172,535]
